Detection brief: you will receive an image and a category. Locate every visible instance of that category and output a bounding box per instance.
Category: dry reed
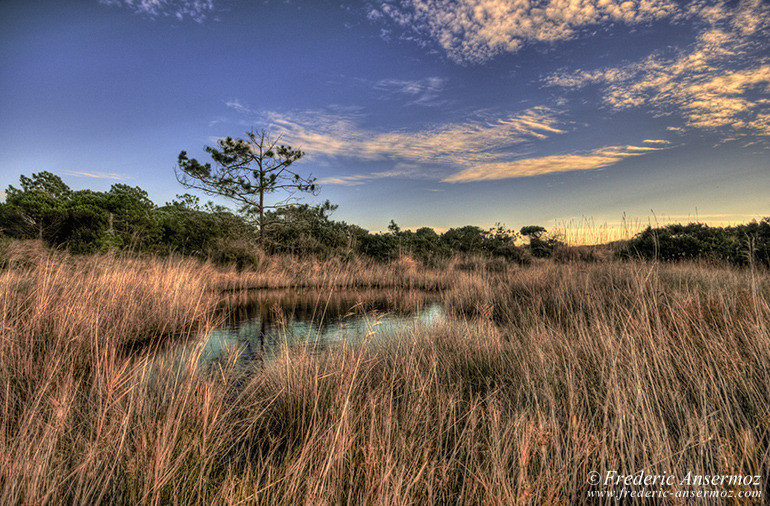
[1,242,768,504]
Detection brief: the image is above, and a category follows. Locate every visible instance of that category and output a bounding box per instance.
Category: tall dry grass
[0,243,223,504]
[1,241,769,503]
[209,253,510,292]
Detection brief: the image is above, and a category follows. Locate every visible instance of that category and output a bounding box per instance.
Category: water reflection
[201,289,446,365]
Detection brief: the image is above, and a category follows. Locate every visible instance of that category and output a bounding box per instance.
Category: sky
[1,0,768,239]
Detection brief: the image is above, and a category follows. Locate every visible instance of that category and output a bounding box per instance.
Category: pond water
[197,288,447,365]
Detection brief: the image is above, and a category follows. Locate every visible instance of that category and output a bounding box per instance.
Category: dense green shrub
[520,225,562,258]
[621,220,770,266]
[262,201,363,258]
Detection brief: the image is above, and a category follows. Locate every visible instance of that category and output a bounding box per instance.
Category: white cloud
[317,166,424,186]
[682,65,770,130]
[65,171,127,180]
[372,77,448,105]
[224,99,252,115]
[63,171,128,180]
[442,143,667,182]
[545,0,770,135]
[228,103,667,183]
[371,0,680,63]
[257,106,566,175]
[64,170,131,181]
[99,0,215,22]
[222,102,575,183]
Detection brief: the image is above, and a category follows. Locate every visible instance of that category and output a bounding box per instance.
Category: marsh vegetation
[1,240,768,504]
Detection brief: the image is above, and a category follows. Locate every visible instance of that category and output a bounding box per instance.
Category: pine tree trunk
[258,172,264,245]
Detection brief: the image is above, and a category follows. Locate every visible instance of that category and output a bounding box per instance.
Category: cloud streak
[370,0,679,63]
[442,143,667,182]
[64,170,127,180]
[317,166,425,186]
[225,101,666,183]
[253,106,566,176]
[99,0,215,22]
[372,77,448,106]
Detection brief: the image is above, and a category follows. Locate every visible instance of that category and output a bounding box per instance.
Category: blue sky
[1,0,768,237]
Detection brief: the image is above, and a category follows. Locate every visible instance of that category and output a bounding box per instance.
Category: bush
[520,225,561,258]
[620,222,765,266]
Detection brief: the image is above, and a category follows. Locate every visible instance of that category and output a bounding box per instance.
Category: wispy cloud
[255,106,566,180]
[442,143,668,182]
[224,98,251,114]
[99,0,215,22]
[64,171,127,180]
[372,77,448,106]
[370,0,679,64]
[317,165,425,186]
[545,0,770,135]
[226,101,668,183]
[269,106,563,158]
[223,101,571,183]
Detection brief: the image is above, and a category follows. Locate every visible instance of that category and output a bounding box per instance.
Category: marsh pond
[183,288,449,365]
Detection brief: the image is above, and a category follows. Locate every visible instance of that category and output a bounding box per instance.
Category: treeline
[2,171,769,268]
[0,172,532,266]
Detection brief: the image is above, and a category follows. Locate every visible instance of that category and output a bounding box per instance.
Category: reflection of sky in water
[201,302,446,364]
